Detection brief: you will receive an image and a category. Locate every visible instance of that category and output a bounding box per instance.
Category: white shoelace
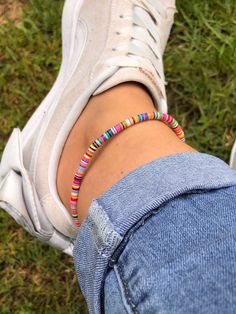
[105,0,173,105]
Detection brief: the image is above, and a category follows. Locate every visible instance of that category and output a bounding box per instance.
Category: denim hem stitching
[115,264,140,314]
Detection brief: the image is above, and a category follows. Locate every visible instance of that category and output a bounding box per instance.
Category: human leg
[57,82,195,223]
[0,0,235,312]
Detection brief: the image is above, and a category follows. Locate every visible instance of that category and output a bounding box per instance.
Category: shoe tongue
[93,67,167,113]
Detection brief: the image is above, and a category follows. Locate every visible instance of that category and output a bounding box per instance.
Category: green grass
[165,1,236,158]
[0,0,235,313]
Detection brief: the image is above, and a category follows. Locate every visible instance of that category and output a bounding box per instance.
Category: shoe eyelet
[116,31,120,35]
[119,14,124,18]
[112,48,116,51]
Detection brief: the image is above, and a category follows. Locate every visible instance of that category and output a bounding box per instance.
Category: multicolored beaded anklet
[70,111,185,227]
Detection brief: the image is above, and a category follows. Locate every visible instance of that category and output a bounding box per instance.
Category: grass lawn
[0,0,235,313]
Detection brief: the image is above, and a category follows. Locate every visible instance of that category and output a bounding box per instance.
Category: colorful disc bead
[70,111,185,227]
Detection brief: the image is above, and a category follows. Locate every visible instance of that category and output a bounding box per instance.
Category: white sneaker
[0,0,176,255]
[230,141,236,170]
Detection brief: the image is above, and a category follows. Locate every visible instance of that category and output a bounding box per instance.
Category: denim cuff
[73,152,236,314]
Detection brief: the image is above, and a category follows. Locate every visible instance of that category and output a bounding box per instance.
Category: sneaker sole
[230,140,236,170]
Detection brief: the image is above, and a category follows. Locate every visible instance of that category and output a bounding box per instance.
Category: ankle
[57,81,195,224]
[81,82,157,145]
[57,82,156,211]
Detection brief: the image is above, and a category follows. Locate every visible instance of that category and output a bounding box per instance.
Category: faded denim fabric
[73,152,236,314]
[104,185,236,314]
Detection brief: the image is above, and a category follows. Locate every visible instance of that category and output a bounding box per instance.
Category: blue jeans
[73,152,236,314]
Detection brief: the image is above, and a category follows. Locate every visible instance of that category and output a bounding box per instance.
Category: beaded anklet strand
[70,111,185,227]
